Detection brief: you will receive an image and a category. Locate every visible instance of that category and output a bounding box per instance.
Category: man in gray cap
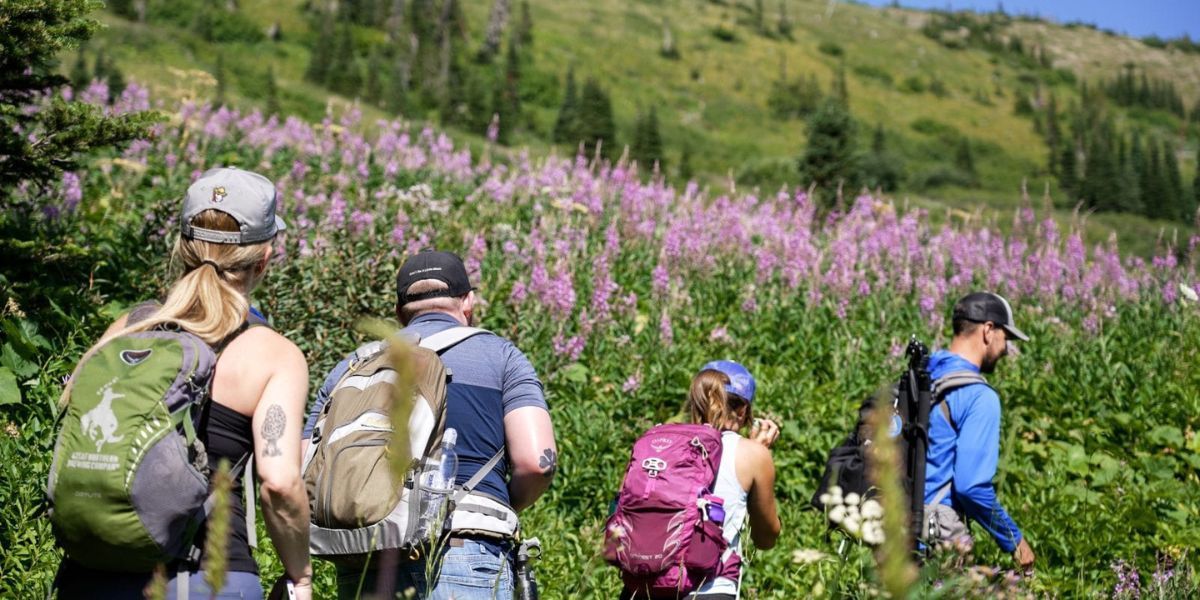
[922,292,1035,571]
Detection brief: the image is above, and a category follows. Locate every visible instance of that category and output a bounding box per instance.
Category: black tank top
[196,400,258,573]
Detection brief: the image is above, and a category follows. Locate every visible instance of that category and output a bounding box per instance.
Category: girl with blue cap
[684,360,782,599]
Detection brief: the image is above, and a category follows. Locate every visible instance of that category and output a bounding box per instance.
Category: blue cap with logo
[699,360,756,404]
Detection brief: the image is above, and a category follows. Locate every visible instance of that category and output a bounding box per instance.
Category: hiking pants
[336,537,515,600]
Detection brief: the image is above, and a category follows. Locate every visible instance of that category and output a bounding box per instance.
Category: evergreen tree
[1080,128,1121,211]
[798,96,858,198]
[364,48,384,106]
[385,51,411,115]
[1116,134,1142,214]
[1131,132,1149,212]
[479,0,509,62]
[214,53,227,106]
[108,0,136,19]
[516,1,533,46]
[306,20,335,85]
[678,143,694,181]
[577,78,617,160]
[1163,140,1184,221]
[630,107,665,172]
[861,123,903,192]
[1058,138,1077,198]
[553,68,580,145]
[1191,169,1200,224]
[69,48,90,90]
[1044,93,1060,173]
[1143,141,1167,219]
[832,61,848,105]
[328,25,363,97]
[264,66,282,116]
[754,0,766,34]
[103,53,126,100]
[778,0,793,39]
[955,137,977,185]
[500,35,521,124]
[1,0,157,193]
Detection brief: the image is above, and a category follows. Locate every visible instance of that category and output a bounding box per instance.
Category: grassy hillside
[79,0,1199,255]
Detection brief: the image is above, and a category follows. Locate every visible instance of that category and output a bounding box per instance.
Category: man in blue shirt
[304,250,557,599]
[924,292,1035,571]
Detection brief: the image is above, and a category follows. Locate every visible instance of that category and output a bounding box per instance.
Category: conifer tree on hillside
[955,137,977,186]
[798,96,858,199]
[1080,129,1122,212]
[678,144,694,181]
[214,53,227,106]
[1142,141,1167,220]
[1162,140,1184,220]
[1058,138,1077,198]
[1044,93,1060,173]
[99,51,127,100]
[328,25,363,97]
[516,1,533,46]
[778,0,793,39]
[553,68,580,144]
[861,123,903,192]
[306,21,335,85]
[630,107,665,172]
[479,0,509,62]
[386,51,411,114]
[578,78,617,160]
[1116,134,1142,214]
[1131,132,1149,211]
[364,48,384,106]
[265,66,282,116]
[833,61,848,105]
[69,48,90,90]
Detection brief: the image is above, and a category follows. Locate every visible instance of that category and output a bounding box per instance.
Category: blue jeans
[336,538,514,600]
[55,561,263,599]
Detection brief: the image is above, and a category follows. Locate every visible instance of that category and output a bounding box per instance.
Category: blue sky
[854,0,1200,39]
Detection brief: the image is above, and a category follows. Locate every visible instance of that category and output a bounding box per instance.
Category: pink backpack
[604,423,730,597]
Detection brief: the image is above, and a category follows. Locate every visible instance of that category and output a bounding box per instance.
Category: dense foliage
[2,84,1200,598]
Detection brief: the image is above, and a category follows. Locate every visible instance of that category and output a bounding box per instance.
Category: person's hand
[1013,538,1035,573]
[268,576,312,600]
[749,418,780,448]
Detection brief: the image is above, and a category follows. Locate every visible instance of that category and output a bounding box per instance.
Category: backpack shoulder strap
[931,370,990,433]
[418,326,491,354]
[451,447,507,507]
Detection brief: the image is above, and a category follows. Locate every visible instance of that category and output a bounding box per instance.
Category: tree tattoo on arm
[538,448,557,478]
[262,404,286,457]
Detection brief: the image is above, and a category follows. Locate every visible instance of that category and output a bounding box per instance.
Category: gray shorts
[924,503,973,550]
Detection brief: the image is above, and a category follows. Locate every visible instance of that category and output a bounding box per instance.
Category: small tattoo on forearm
[538,448,557,478]
[262,404,286,457]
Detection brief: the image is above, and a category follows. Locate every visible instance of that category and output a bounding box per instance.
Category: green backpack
[48,307,258,572]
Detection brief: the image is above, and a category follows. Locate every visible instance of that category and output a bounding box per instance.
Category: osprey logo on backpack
[80,379,125,452]
[650,437,674,452]
[119,348,153,366]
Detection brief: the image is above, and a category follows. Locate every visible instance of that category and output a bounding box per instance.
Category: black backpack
[810,337,986,546]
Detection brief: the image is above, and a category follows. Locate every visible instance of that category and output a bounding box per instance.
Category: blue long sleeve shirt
[924,350,1023,552]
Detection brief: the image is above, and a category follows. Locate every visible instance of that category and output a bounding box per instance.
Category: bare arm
[252,336,312,594]
[504,406,557,512]
[743,440,781,550]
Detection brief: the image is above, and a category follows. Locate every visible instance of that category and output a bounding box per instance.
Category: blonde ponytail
[125,209,271,346]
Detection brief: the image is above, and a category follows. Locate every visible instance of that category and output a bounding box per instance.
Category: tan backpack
[302,327,491,564]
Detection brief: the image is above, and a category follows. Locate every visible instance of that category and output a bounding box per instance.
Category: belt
[447,531,513,547]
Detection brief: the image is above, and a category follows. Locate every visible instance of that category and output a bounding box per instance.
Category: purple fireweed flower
[622,373,642,393]
[487,114,500,143]
[61,172,82,213]
[741,296,758,313]
[659,311,674,346]
[709,326,732,344]
[510,280,528,303]
[652,263,670,298]
[552,333,585,361]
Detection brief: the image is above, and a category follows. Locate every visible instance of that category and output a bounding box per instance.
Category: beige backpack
[302,327,492,564]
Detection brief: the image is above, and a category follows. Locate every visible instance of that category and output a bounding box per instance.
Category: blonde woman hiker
[612,361,781,600]
[49,168,312,599]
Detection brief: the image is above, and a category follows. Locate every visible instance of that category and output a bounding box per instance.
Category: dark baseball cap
[180,167,286,244]
[952,292,1029,342]
[396,250,475,307]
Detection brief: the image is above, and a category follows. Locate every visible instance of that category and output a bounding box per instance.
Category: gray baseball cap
[952,291,1030,342]
[180,167,286,244]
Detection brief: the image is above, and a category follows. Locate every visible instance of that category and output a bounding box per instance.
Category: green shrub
[899,75,926,94]
[817,41,844,57]
[852,64,893,87]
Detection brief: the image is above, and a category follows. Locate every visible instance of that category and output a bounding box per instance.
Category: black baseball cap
[396,250,475,307]
[952,292,1030,341]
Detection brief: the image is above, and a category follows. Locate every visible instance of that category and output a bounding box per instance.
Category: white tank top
[694,430,748,596]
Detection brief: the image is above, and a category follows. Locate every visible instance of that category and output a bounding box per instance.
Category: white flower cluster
[819,486,886,545]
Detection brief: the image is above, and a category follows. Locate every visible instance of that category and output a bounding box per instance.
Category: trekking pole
[514,537,542,600]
